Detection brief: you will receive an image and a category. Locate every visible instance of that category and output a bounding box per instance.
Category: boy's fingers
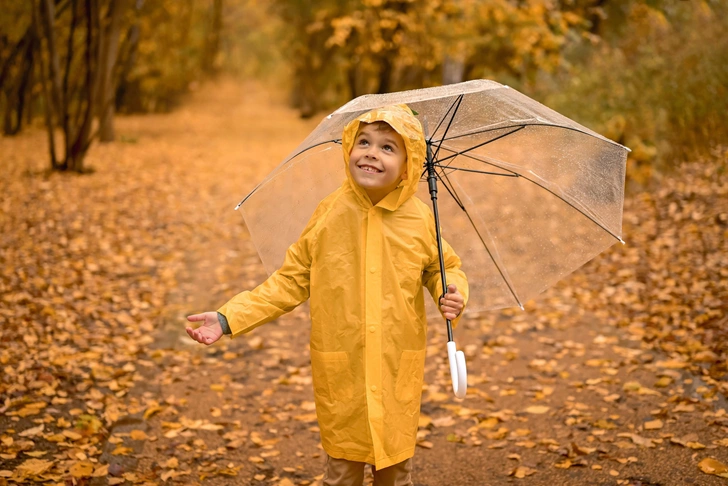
[187,314,204,322]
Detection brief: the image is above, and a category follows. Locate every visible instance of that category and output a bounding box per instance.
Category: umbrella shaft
[426,147,454,342]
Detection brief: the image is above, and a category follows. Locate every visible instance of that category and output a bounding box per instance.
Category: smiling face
[348,122,408,205]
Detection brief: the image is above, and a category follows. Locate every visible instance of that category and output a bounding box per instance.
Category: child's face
[349,122,408,205]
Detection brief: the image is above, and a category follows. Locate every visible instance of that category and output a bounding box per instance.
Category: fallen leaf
[15,458,54,477]
[18,424,44,437]
[644,420,663,430]
[69,461,94,478]
[509,466,536,478]
[698,458,728,478]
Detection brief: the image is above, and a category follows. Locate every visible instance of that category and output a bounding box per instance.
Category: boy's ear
[401,170,408,180]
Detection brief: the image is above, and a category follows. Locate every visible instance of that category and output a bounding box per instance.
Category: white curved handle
[447,340,467,398]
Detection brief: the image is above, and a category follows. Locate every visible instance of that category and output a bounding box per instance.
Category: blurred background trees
[1,0,725,176]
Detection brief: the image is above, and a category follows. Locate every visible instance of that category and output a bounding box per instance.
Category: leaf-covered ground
[1,80,726,486]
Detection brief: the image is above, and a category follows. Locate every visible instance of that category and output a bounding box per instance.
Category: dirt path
[1,80,726,486]
[127,82,727,486]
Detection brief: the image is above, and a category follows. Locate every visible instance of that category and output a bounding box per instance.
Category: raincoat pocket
[310,348,354,403]
[394,349,426,403]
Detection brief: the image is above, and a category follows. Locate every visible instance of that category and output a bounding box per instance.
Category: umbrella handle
[447,340,467,398]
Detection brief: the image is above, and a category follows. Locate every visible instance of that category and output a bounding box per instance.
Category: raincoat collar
[341,104,426,211]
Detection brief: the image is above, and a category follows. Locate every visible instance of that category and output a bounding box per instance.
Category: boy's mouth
[358,164,382,173]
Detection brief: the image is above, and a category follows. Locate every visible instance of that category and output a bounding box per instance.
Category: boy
[186,104,467,486]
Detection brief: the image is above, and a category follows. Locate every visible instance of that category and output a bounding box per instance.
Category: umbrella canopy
[236,79,628,315]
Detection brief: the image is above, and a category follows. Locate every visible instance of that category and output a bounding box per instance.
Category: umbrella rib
[235,139,343,209]
[449,150,623,243]
[436,168,525,310]
[431,122,621,150]
[432,164,519,177]
[432,95,464,162]
[430,95,463,144]
[433,167,466,211]
[436,126,526,166]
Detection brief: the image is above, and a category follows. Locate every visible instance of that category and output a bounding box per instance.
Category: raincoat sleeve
[423,218,469,330]
[217,203,326,338]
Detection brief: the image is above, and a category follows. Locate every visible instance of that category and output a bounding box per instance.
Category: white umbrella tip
[519,304,525,311]
[618,237,626,245]
[234,203,241,211]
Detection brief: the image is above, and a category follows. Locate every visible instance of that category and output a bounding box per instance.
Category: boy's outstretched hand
[186,312,223,345]
[440,284,464,320]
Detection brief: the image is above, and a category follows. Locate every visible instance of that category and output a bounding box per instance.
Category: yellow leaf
[69,461,94,478]
[644,420,663,430]
[92,464,109,477]
[143,405,164,420]
[655,360,688,369]
[524,405,550,414]
[294,413,318,422]
[164,457,178,469]
[673,403,695,413]
[129,430,147,440]
[16,458,54,476]
[111,446,133,456]
[593,419,616,429]
[418,415,432,428]
[18,424,44,437]
[510,466,536,478]
[210,384,225,392]
[698,458,728,478]
[62,430,83,441]
[22,451,47,458]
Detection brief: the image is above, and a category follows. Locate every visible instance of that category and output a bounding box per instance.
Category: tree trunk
[97,0,124,142]
[376,55,393,94]
[114,0,143,112]
[32,1,60,168]
[442,54,465,85]
[35,0,102,172]
[66,0,102,172]
[1,27,36,136]
[201,0,223,75]
[39,0,65,129]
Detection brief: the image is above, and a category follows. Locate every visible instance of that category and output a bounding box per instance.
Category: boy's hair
[357,120,397,134]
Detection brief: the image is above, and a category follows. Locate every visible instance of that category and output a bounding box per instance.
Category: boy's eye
[383,145,393,152]
[358,139,369,146]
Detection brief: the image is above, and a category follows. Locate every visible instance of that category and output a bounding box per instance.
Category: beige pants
[322,454,414,486]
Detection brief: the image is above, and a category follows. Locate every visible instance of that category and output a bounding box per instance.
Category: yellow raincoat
[218,105,468,469]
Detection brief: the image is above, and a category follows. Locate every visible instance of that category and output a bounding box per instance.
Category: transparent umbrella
[235,79,629,397]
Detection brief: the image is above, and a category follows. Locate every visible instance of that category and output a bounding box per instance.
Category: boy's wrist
[217,312,231,335]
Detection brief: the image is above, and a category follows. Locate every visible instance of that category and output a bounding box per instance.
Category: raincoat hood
[342,104,426,211]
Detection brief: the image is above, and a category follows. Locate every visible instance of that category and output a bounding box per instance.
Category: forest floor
[1,79,727,486]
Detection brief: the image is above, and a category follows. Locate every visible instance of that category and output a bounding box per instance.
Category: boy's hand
[186,312,223,345]
[439,284,464,320]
